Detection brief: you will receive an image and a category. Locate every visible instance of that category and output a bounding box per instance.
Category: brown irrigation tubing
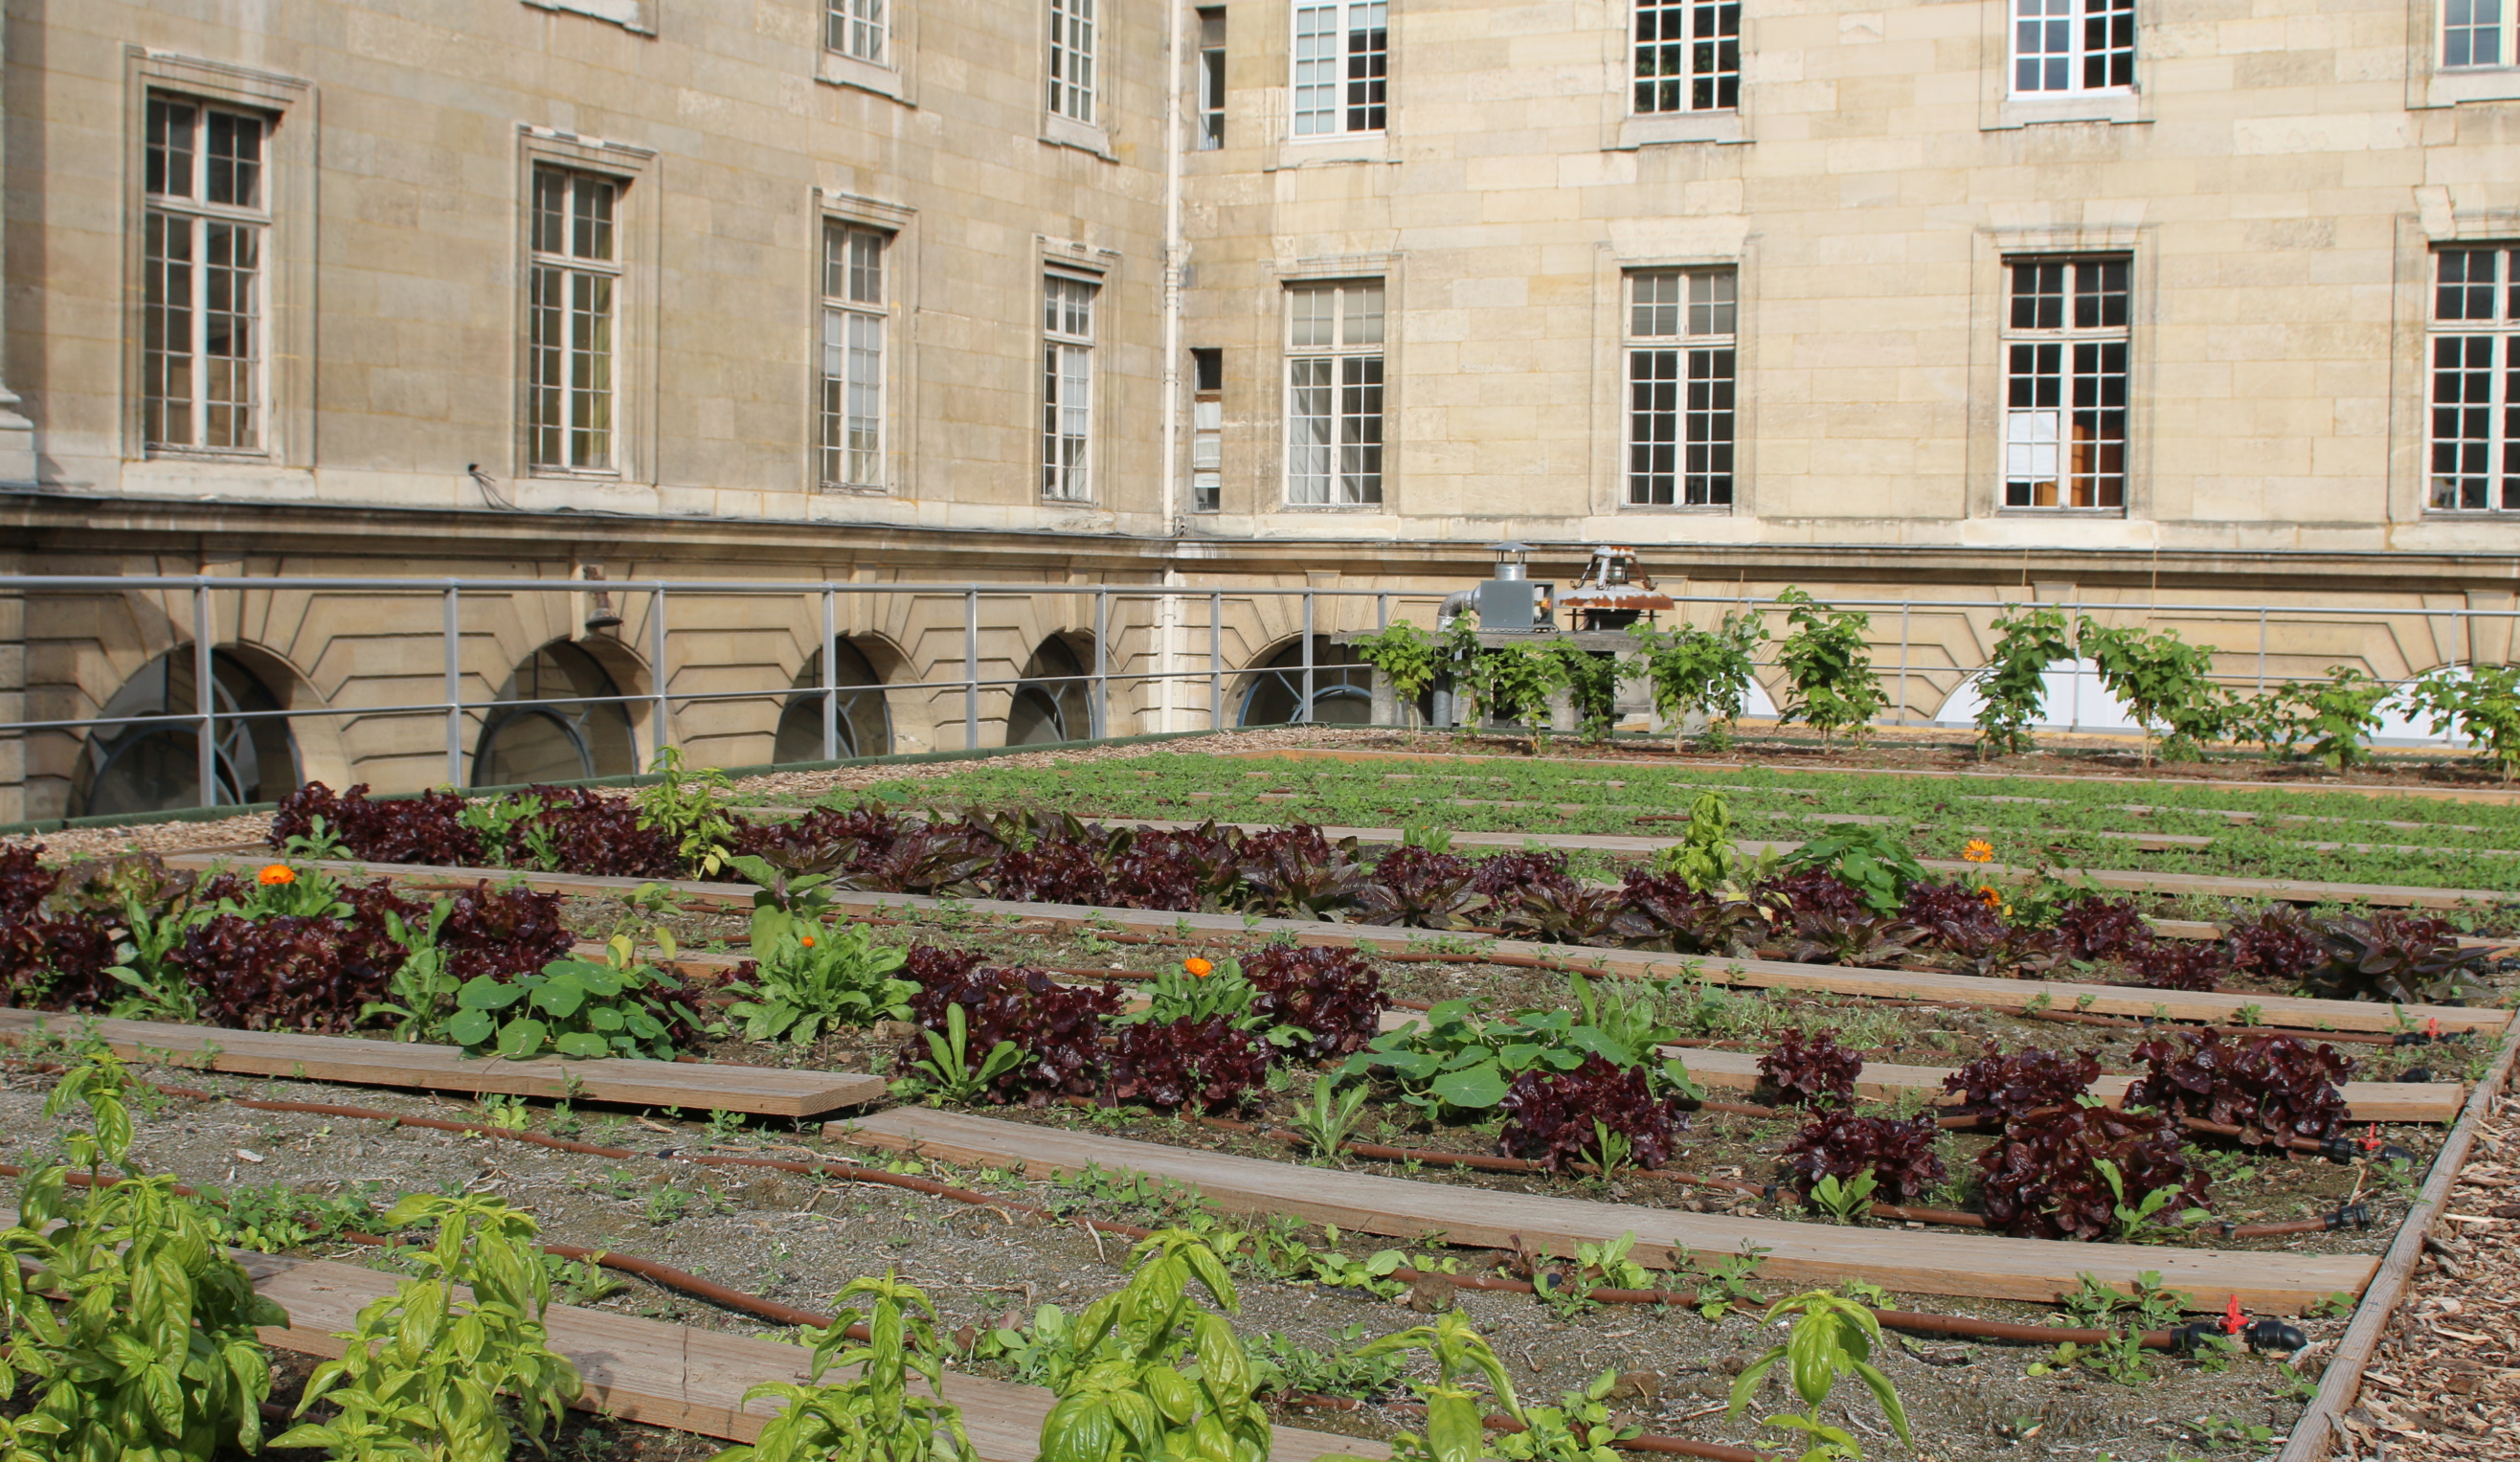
[2019,1005,2452,1049]
[3,1058,2213,1351]
[1282,1393,1770,1462]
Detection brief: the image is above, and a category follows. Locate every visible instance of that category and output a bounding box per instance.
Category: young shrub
[2076,619,2233,765]
[2256,666,2394,769]
[2134,939,2229,993]
[274,1195,580,1462]
[1544,641,1622,744]
[1242,944,1391,1060]
[1497,1056,1682,1174]
[719,1275,977,1462]
[1975,1106,2208,1241]
[1359,843,1484,929]
[1036,1231,1273,1462]
[1970,604,2075,759]
[1,1055,288,1462]
[898,956,1124,1105]
[1462,640,1562,750]
[2407,662,2520,781]
[1350,620,1446,711]
[1758,1028,1862,1108]
[2123,1029,2355,1147]
[727,910,916,1046]
[1626,611,1766,753]
[2050,894,2155,964]
[1781,1110,1946,1205]
[1772,589,1888,744]
[1940,1044,2100,1123]
[1111,1016,1271,1110]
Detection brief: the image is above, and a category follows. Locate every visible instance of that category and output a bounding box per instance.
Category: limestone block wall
[19,0,1169,534]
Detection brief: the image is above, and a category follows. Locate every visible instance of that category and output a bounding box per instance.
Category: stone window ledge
[2428,68,2520,106]
[1040,112,1114,160]
[1989,92,2141,129]
[1614,112,1746,148]
[521,0,652,35]
[820,51,908,103]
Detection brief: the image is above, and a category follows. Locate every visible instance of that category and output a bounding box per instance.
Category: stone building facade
[4,0,2520,819]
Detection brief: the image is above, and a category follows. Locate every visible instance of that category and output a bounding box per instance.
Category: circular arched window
[774,639,894,762]
[71,648,301,816]
[472,641,639,786]
[1005,635,1097,745]
[1238,635,1373,727]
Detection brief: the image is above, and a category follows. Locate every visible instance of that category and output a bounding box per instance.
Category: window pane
[203,221,259,448]
[1628,349,1678,505]
[1289,285,1334,348]
[144,211,195,447]
[2438,248,2500,323]
[532,169,569,256]
[1343,281,1384,346]
[528,264,565,467]
[1689,270,1737,336]
[1686,347,1734,504]
[1339,353,1383,503]
[206,110,263,209]
[1344,1,1387,133]
[1288,356,1333,503]
[573,176,616,262]
[849,228,883,304]
[1631,273,1680,338]
[147,99,196,199]
[1294,4,1339,134]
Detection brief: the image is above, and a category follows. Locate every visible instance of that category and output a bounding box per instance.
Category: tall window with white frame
[1292,2,1386,136]
[2445,0,2506,67]
[1042,275,1097,501]
[1626,270,1735,506]
[821,222,888,491]
[1048,0,1096,122]
[2427,245,2520,512]
[1633,0,1739,113]
[1198,9,1226,148]
[2012,0,2134,94]
[144,96,268,452]
[1285,281,1384,506]
[827,0,887,62]
[527,167,620,473]
[2002,256,2128,509]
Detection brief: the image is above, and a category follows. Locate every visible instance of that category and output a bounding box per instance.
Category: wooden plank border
[0,1009,887,1118]
[2273,1021,2520,1462]
[166,854,2512,1037]
[826,1109,2379,1315]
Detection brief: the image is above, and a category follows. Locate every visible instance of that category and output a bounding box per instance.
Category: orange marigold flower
[1962,839,1995,864]
[257,864,297,886]
[1183,957,1214,978]
[1977,885,2004,910]
[799,934,816,948]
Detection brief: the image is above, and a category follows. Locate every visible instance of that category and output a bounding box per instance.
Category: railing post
[1093,586,1109,738]
[964,589,980,750]
[442,584,462,787]
[1209,589,1223,729]
[820,586,839,762]
[1300,591,1316,725]
[2256,606,2268,693]
[648,584,670,759]
[1895,596,1910,728]
[1377,592,1388,631]
[193,581,216,807]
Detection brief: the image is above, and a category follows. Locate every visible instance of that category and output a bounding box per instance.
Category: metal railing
[1,574,2513,812]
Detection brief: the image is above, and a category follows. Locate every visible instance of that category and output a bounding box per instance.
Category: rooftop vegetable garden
[1,731,2513,1462]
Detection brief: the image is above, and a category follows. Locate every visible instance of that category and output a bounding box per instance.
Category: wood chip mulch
[2331,1089,2518,1459]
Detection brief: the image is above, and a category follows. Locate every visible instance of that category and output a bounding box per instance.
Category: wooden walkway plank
[0,1009,886,1118]
[235,1249,1379,1460]
[162,854,2512,1036]
[827,1109,2378,1315]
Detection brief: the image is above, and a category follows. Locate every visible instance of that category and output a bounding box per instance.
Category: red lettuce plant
[1108,824,1241,912]
[0,912,119,1010]
[2135,940,2227,993]
[2051,895,2155,964]
[1758,1028,1862,1107]
[2223,908,2325,982]
[1900,882,2006,952]
[1772,909,1922,969]
[1609,872,1768,955]
[1472,850,1625,943]
[2299,911,2493,1004]
[1941,1044,2100,1123]
[434,882,575,983]
[167,912,405,1033]
[1110,1016,1271,1110]
[838,816,1002,895]
[1976,1105,2207,1241]
[520,789,685,879]
[1752,870,1867,923]
[1358,844,1484,929]
[2124,1029,2355,1146]
[270,782,482,867]
[1781,1110,1947,1203]
[732,804,905,876]
[1497,1056,1681,1173]
[1235,825,1369,918]
[898,953,1123,1105]
[0,843,61,921]
[1241,944,1389,1060]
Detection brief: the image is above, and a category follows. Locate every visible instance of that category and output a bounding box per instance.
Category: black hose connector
[2396,1067,2434,1084]
[2244,1317,2308,1352]
[2325,1203,2375,1231]
[2168,1322,2227,1355]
